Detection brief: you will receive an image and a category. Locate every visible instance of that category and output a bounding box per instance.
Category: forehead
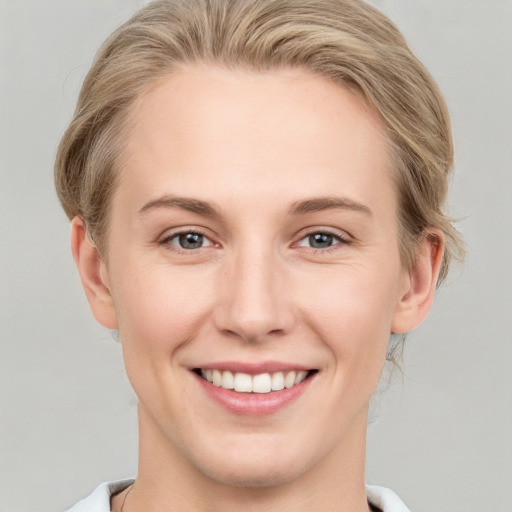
[119,65,395,216]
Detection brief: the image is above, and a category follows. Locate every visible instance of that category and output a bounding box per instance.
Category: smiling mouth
[194,368,317,394]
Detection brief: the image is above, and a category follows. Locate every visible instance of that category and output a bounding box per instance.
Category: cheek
[109,263,216,414]
[111,261,214,354]
[297,263,401,368]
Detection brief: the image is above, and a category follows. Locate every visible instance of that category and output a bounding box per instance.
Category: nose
[213,244,295,343]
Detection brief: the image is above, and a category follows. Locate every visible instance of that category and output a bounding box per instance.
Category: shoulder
[65,479,134,512]
[366,484,411,512]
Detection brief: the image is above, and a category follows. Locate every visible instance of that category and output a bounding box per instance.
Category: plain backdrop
[1,1,511,511]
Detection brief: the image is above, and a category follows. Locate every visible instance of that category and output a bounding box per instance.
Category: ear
[70,216,118,329]
[391,229,444,334]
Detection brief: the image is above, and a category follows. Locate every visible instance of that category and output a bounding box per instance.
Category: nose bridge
[214,238,293,342]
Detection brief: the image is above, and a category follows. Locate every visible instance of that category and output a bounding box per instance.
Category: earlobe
[70,216,119,329]
[391,230,444,334]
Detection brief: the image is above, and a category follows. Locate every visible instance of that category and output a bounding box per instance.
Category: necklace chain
[120,483,134,512]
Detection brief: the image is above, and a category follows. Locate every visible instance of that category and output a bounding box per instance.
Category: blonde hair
[55,0,464,281]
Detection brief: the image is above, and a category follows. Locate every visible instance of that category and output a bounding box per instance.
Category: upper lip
[192,361,314,375]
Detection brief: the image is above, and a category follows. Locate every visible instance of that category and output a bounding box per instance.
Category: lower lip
[194,372,315,417]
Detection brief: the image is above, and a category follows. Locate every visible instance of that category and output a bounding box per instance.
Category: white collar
[66,479,411,512]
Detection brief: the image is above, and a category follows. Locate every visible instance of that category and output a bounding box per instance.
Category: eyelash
[159,229,217,253]
[158,228,351,254]
[295,229,351,253]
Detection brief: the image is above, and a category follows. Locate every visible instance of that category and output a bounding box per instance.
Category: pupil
[179,233,203,249]
[310,233,333,248]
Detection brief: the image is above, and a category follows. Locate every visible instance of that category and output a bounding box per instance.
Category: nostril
[218,326,287,344]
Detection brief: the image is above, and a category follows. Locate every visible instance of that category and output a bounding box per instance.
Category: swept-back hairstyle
[55,0,464,282]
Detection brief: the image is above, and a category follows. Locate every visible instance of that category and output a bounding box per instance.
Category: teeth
[221,370,234,389]
[295,371,308,384]
[252,373,272,393]
[200,369,310,394]
[234,372,252,392]
[271,372,285,391]
[212,369,222,386]
[284,371,296,388]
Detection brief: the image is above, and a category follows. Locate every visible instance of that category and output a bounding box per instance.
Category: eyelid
[293,227,352,250]
[156,225,352,253]
[158,227,220,251]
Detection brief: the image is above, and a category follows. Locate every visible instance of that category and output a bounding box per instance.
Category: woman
[56,0,463,510]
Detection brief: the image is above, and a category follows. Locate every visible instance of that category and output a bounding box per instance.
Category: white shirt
[65,479,411,511]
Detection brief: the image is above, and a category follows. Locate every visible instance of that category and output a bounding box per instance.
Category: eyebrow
[138,196,223,220]
[288,197,372,216]
[138,195,372,219]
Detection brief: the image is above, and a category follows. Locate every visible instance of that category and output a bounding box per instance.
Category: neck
[114,404,372,512]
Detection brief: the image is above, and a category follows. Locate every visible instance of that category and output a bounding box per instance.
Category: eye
[296,231,347,250]
[163,231,214,250]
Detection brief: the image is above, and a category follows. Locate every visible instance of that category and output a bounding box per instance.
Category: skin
[72,65,443,512]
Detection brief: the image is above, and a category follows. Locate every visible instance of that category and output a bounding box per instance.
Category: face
[92,66,415,487]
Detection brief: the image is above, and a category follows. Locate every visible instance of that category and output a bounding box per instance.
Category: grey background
[1,1,511,511]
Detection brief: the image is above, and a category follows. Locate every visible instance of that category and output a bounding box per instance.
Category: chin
[200,459,304,489]
[186,437,316,489]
